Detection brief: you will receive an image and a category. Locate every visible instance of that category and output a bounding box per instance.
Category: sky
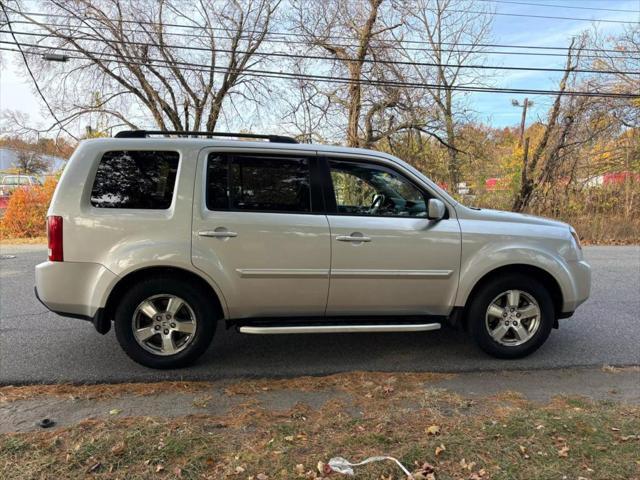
[0,0,638,137]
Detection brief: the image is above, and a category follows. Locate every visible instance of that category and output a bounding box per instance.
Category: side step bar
[238,323,441,335]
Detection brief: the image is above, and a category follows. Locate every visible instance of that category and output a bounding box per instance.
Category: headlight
[570,229,582,250]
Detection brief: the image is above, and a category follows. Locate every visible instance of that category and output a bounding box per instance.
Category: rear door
[192,149,331,319]
[323,155,461,316]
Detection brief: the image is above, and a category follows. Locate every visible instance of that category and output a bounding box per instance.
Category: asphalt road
[1,245,638,384]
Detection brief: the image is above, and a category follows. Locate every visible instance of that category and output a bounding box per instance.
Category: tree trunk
[444,89,458,187]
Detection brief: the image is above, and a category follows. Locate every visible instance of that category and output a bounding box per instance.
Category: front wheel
[114,276,216,369]
[467,274,554,359]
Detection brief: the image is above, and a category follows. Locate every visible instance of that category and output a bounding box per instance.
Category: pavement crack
[0,310,50,320]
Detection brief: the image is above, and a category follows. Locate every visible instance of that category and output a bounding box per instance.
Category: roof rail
[113,130,298,144]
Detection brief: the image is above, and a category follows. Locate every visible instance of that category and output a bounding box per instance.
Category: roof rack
[113,130,298,144]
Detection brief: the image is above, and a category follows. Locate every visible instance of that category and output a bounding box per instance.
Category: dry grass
[1,375,639,479]
[223,371,452,396]
[0,235,47,245]
[0,382,212,404]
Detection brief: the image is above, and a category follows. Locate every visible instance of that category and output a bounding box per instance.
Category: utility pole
[511,98,534,147]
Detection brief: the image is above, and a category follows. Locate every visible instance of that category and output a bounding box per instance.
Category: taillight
[47,216,63,261]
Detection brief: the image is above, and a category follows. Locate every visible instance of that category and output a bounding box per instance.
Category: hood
[458,206,570,229]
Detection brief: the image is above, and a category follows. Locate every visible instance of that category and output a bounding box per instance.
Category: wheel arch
[458,264,563,330]
[103,266,226,327]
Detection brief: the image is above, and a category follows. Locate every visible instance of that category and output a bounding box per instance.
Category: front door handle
[198,229,238,238]
[336,234,371,243]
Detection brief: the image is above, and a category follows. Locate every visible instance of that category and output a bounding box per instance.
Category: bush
[0,179,57,238]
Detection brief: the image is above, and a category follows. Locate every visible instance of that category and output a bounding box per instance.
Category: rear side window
[91,151,179,209]
[206,154,311,213]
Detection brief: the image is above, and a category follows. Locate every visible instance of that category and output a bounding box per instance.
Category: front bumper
[563,259,591,313]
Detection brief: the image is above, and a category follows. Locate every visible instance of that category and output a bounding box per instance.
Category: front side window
[91,151,179,209]
[206,154,311,213]
[329,160,427,217]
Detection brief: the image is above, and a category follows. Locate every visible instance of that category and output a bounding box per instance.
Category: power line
[4,26,636,60]
[0,3,78,140]
[476,0,640,13]
[3,36,637,76]
[9,7,640,51]
[0,45,636,99]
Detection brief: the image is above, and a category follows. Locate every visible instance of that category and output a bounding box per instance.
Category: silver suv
[35,131,591,369]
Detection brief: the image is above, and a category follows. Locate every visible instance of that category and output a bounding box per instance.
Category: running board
[238,323,442,335]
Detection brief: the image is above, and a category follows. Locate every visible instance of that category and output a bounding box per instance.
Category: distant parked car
[0,174,42,196]
[0,174,42,209]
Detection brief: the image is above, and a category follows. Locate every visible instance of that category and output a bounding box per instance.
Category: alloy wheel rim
[485,289,541,347]
[132,294,197,356]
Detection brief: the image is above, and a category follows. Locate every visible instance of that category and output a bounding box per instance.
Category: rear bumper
[34,286,110,334]
[34,261,117,333]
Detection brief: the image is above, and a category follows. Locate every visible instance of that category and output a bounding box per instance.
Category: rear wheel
[114,277,216,369]
[467,274,554,359]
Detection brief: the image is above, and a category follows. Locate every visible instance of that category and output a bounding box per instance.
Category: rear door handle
[336,234,371,243]
[198,230,238,238]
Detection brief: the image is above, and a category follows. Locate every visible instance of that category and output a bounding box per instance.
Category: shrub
[0,179,57,238]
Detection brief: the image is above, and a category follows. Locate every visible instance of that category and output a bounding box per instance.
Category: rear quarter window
[90,150,179,209]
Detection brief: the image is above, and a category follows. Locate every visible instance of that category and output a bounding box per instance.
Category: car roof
[80,137,391,159]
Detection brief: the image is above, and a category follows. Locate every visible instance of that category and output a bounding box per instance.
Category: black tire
[114,276,217,369]
[467,274,554,359]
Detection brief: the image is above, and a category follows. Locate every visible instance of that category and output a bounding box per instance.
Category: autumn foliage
[0,179,57,238]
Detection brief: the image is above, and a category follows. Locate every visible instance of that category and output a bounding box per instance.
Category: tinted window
[329,160,427,217]
[91,151,179,209]
[207,154,311,213]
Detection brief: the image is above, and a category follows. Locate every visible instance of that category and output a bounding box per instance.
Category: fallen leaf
[256,474,268,480]
[412,461,436,479]
[558,446,570,458]
[234,465,245,474]
[294,464,305,475]
[284,435,294,442]
[110,441,125,455]
[435,444,446,456]
[426,425,441,435]
[173,466,183,477]
[109,408,122,416]
[155,464,165,473]
[459,458,476,471]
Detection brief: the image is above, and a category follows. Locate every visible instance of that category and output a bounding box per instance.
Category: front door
[324,157,461,316]
[192,150,330,319]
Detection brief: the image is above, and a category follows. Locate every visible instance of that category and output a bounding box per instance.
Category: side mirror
[427,198,446,221]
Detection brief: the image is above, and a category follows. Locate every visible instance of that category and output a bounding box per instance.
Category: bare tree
[8,0,279,133]
[511,38,608,212]
[583,24,640,129]
[14,149,49,174]
[289,0,434,148]
[394,0,493,188]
